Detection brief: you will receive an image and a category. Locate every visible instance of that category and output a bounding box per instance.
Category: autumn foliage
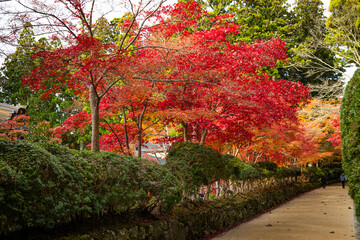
[234,98,341,166]
[19,1,337,166]
[0,115,29,140]
[0,114,62,144]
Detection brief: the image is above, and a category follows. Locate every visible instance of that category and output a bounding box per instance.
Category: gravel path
[213,184,358,240]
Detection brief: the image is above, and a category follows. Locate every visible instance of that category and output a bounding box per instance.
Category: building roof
[0,103,27,122]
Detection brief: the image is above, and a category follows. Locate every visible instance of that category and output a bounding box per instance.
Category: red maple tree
[21,1,309,154]
[19,0,169,152]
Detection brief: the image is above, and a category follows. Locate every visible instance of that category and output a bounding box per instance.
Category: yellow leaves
[298,98,340,121]
[245,102,339,166]
[296,151,333,165]
[298,98,340,142]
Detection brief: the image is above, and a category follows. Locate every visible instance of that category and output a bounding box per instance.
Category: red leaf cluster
[22,1,310,156]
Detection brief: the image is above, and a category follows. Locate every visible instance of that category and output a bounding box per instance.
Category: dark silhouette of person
[340,173,346,189]
[321,175,326,189]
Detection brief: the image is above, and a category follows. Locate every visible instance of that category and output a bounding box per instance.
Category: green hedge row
[0,140,343,236]
[341,68,360,217]
[0,140,182,235]
[166,142,341,196]
[28,182,320,240]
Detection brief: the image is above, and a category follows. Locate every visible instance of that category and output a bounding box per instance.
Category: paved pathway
[213,184,358,240]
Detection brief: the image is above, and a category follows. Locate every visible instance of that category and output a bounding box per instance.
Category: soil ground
[213,183,358,240]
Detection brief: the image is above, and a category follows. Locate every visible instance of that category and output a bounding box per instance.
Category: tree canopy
[0,0,343,169]
[194,0,343,90]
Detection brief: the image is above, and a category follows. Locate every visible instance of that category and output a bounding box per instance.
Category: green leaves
[0,140,181,235]
[340,69,360,217]
[327,0,360,67]
[197,0,343,88]
[166,142,226,195]
[0,23,75,128]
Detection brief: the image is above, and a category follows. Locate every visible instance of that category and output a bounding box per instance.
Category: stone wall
[57,182,319,240]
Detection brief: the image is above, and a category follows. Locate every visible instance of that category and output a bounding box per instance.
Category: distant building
[134,141,170,165]
[0,103,27,122]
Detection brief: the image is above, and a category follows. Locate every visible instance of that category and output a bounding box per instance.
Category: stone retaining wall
[58,182,320,240]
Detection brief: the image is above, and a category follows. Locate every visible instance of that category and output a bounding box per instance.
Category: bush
[31,182,320,240]
[238,163,260,180]
[252,161,279,178]
[301,166,325,182]
[254,161,278,172]
[341,68,360,217]
[222,154,244,180]
[165,142,225,195]
[323,167,343,182]
[0,140,181,235]
[222,154,261,180]
[276,167,298,178]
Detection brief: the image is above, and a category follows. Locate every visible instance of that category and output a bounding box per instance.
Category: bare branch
[124,0,166,50]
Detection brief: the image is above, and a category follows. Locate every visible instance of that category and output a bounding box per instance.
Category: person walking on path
[340,173,346,189]
[321,175,326,189]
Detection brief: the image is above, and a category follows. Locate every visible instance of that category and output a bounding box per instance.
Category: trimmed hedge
[165,142,226,195]
[166,142,337,196]
[1,140,343,237]
[0,140,182,235]
[27,182,320,240]
[341,68,360,217]
[223,154,261,180]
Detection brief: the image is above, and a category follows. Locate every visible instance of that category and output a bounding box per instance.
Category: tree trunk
[181,121,189,142]
[137,101,147,158]
[122,107,130,155]
[80,139,84,151]
[200,129,207,145]
[234,147,240,158]
[137,133,142,158]
[105,120,126,155]
[205,184,211,200]
[89,85,100,152]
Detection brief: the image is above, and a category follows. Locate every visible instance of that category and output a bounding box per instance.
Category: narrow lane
[213,184,357,240]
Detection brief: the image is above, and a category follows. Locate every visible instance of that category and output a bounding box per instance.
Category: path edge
[203,183,322,240]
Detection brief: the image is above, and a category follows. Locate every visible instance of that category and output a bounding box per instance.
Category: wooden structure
[0,103,27,122]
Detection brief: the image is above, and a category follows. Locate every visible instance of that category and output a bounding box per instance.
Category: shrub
[238,163,260,180]
[0,140,181,235]
[301,167,325,182]
[322,167,343,182]
[222,154,245,180]
[221,154,261,181]
[276,167,298,178]
[1,141,69,233]
[254,161,278,172]
[31,182,320,240]
[341,69,360,217]
[165,142,225,195]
